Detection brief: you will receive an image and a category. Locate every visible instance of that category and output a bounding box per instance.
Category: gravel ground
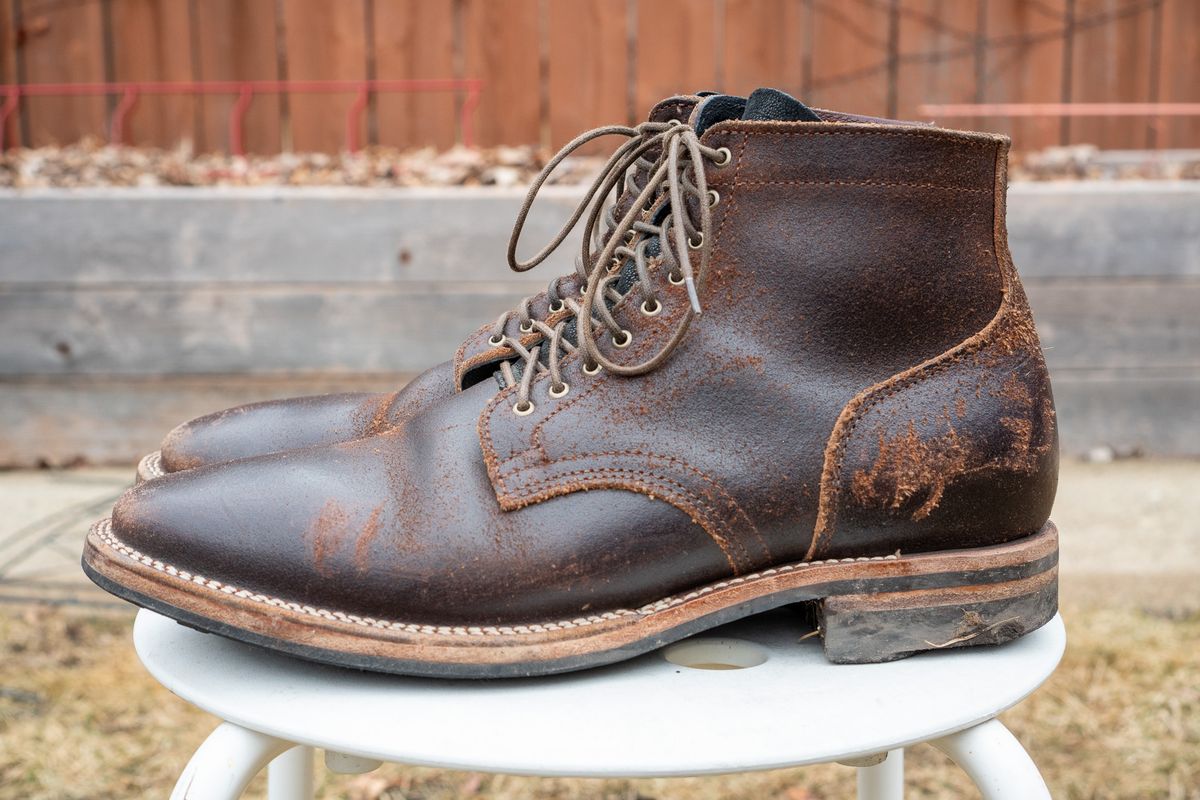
[0,140,601,189]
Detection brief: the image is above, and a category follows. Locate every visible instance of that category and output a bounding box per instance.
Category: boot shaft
[698,118,1008,384]
[694,117,1057,560]
[483,114,1057,566]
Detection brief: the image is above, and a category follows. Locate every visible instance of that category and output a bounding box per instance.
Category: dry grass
[1,580,1197,800]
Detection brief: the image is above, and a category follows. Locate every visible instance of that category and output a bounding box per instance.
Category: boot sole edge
[82,519,1058,678]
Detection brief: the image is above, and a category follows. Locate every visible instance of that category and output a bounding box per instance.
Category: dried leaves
[0,139,603,190]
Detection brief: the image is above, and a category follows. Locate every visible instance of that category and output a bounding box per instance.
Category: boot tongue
[741,87,822,123]
[693,94,747,134]
[692,87,821,135]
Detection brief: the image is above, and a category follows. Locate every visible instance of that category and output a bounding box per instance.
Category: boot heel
[816,543,1058,664]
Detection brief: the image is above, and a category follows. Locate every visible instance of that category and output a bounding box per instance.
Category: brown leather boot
[138,94,706,482]
[86,88,1058,677]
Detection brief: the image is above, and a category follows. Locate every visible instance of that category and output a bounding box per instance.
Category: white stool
[134,607,1065,800]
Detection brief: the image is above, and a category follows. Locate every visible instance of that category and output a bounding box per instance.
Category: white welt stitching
[138,451,165,480]
[93,518,898,638]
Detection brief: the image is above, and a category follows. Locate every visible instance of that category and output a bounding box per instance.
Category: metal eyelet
[707,189,720,207]
[488,334,504,346]
[640,299,662,317]
[668,271,684,285]
[519,321,534,333]
[548,299,564,313]
[583,361,601,375]
[513,400,535,416]
[608,257,622,273]
[612,330,633,348]
[548,382,570,398]
[688,233,704,250]
[713,147,732,166]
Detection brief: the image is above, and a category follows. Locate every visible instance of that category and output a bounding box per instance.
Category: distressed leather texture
[159,96,702,474]
[118,116,1058,627]
[159,362,453,472]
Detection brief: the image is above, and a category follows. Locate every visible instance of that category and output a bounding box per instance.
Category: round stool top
[134,607,1064,777]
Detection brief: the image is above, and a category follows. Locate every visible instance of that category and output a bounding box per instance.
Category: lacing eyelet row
[502,118,723,416]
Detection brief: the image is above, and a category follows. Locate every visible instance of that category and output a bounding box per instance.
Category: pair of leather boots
[84,88,1059,678]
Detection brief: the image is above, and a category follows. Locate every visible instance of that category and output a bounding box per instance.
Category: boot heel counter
[809,136,1058,560]
[816,298,1059,559]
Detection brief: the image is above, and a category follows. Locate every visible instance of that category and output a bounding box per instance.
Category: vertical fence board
[108,0,196,148]
[1070,0,1155,149]
[282,0,368,152]
[807,0,890,116]
[13,0,108,145]
[461,0,542,146]
[0,0,1193,154]
[634,0,718,114]
[548,0,629,147]
[721,0,803,98]
[1,0,17,147]
[192,0,282,154]
[374,0,457,149]
[1157,0,1200,149]
[982,0,1065,150]
[895,0,979,125]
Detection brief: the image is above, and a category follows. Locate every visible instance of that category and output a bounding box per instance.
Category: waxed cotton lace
[502,120,725,413]
[483,122,670,354]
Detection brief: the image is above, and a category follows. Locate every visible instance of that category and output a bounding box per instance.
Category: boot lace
[502,121,728,414]
[483,121,673,352]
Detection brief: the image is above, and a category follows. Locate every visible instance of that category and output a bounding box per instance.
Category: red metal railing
[919,102,1200,118]
[0,78,483,154]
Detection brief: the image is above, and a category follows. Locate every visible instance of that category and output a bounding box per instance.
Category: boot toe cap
[158,392,392,472]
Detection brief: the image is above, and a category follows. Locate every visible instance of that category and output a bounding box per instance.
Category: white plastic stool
[133,607,1065,800]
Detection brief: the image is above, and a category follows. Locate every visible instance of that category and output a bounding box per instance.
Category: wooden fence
[1,0,1198,153]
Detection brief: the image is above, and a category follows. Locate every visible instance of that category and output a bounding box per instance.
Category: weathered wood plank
[192,0,283,154]
[108,0,196,148]
[547,0,630,147]
[0,373,415,467]
[720,0,804,99]
[1050,367,1200,457]
[0,286,532,375]
[12,0,108,145]
[1157,0,1200,149]
[806,0,890,116]
[373,0,457,149]
[0,0,18,147]
[3,184,1196,284]
[1068,0,1156,149]
[281,0,368,153]
[1005,183,1200,279]
[895,0,979,124]
[633,0,719,113]
[0,188,584,284]
[982,0,1066,150]
[1023,280,1200,370]
[460,0,542,146]
[2,276,1195,376]
[4,367,1196,466]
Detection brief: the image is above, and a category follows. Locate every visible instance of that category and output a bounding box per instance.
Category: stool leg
[856,749,904,800]
[929,718,1050,800]
[268,745,314,800]
[170,722,293,800]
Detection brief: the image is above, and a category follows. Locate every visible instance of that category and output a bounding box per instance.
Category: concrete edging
[1,181,1197,463]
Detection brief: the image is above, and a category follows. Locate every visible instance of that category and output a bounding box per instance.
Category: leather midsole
[84,518,1057,669]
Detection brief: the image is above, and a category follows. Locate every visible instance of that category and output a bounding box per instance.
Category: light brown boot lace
[502,120,730,415]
